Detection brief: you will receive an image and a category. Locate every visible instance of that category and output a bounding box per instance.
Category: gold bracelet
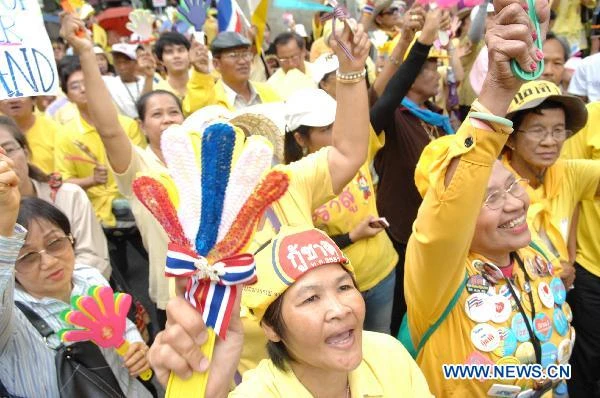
[336,69,366,84]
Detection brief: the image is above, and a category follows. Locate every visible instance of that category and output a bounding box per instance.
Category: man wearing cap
[183,31,280,114]
[102,42,153,118]
[561,100,600,398]
[266,32,317,99]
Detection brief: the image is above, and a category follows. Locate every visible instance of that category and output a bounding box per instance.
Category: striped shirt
[0,225,152,398]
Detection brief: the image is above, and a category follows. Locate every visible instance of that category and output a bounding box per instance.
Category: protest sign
[0,0,59,99]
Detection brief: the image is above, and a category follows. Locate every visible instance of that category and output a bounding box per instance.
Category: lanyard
[122,79,140,105]
[505,252,542,364]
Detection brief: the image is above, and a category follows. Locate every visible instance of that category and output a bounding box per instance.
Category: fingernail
[522,2,529,10]
[531,31,538,41]
[195,357,209,372]
[536,49,544,61]
[530,62,537,71]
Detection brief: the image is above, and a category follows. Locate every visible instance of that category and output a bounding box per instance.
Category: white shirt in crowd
[568,52,600,102]
[102,76,146,119]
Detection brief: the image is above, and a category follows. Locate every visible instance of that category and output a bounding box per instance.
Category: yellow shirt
[312,129,397,291]
[154,74,189,100]
[54,114,146,226]
[503,156,600,262]
[562,102,600,276]
[231,331,433,397]
[240,148,335,375]
[112,145,171,308]
[406,118,572,396]
[27,115,59,174]
[182,70,280,115]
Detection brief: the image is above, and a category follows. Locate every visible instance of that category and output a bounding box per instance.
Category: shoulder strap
[14,301,55,340]
[398,271,468,358]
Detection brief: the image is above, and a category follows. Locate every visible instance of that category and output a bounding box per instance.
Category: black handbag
[15,301,127,398]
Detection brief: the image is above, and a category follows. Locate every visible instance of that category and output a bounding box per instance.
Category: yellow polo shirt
[503,155,600,262]
[230,331,432,397]
[406,118,571,396]
[54,114,146,226]
[27,114,59,174]
[312,129,397,291]
[561,102,600,276]
[182,70,280,115]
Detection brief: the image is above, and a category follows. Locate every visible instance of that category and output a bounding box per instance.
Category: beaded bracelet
[336,69,366,84]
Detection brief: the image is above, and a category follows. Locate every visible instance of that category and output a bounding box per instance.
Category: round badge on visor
[493,327,518,357]
[466,274,492,294]
[511,313,533,343]
[553,308,569,336]
[515,342,536,364]
[533,313,553,342]
[491,295,512,324]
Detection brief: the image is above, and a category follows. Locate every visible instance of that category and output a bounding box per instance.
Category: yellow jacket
[182,69,280,115]
[406,117,570,396]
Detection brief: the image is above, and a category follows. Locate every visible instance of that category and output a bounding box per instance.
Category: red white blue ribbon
[166,243,257,338]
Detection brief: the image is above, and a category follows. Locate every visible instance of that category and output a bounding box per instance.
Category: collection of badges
[464,256,575,378]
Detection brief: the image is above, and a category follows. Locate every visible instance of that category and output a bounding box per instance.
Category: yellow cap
[242,226,352,321]
[507,80,588,133]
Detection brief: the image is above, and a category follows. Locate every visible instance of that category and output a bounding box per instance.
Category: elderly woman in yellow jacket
[502,80,600,287]
[401,0,575,396]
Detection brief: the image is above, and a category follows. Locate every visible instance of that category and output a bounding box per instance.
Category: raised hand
[0,148,20,237]
[137,50,157,79]
[329,20,371,73]
[189,40,210,74]
[59,13,93,54]
[126,9,155,41]
[400,3,426,43]
[177,0,211,30]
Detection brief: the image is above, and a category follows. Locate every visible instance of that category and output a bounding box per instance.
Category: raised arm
[60,15,133,173]
[0,149,24,352]
[371,3,426,98]
[182,42,219,115]
[369,8,446,134]
[405,0,550,325]
[327,23,372,194]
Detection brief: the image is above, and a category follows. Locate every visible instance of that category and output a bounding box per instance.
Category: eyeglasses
[517,127,571,141]
[0,144,23,158]
[278,53,302,64]
[380,7,399,15]
[220,51,253,61]
[483,178,529,210]
[16,235,74,273]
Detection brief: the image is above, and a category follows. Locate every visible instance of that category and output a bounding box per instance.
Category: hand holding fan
[59,286,153,381]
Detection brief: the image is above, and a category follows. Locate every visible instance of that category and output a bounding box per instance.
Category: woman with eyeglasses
[0,116,110,278]
[0,154,153,397]
[502,80,600,288]
[399,0,580,395]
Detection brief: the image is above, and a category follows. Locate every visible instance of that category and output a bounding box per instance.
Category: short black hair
[0,116,48,183]
[58,56,82,94]
[17,197,71,236]
[545,33,570,62]
[510,100,567,132]
[273,32,305,52]
[154,32,191,61]
[261,293,290,371]
[136,90,183,121]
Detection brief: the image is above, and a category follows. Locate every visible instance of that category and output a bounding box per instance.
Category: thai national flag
[217,0,246,33]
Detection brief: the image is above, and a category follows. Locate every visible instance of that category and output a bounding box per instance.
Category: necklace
[420,120,441,141]
[346,380,350,398]
[122,78,140,105]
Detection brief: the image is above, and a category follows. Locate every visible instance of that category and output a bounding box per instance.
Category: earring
[302,146,308,156]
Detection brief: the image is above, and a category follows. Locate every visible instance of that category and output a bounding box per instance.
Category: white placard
[0,0,59,99]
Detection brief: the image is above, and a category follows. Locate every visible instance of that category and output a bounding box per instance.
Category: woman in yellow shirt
[402,2,575,396]
[283,88,398,334]
[147,227,432,397]
[502,80,600,286]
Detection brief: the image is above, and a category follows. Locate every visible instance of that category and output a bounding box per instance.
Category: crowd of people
[1,0,600,396]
